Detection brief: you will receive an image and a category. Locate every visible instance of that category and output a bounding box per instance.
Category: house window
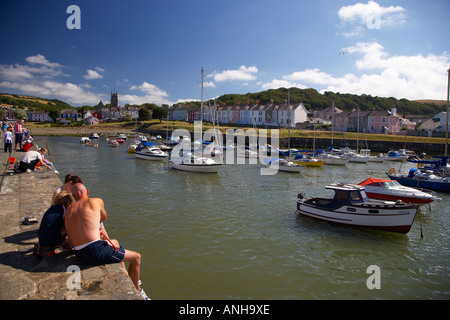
[382,117,386,123]
[370,117,374,123]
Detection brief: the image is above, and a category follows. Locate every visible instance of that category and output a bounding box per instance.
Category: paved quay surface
[0,146,143,300]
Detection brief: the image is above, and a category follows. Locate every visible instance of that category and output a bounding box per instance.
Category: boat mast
[201,68,204,125]
[445,66,449,157]
[288,88,291,158]
[356,107,360,153]
[331,101,334,149]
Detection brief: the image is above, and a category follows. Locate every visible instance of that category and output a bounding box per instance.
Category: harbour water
[44,136,449,299]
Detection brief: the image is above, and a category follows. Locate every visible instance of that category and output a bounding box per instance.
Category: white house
[277,103,308,128]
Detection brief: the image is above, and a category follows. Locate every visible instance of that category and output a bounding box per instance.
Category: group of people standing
[36,174,149,300]
[2,119,31,153]
[2,118,57,173]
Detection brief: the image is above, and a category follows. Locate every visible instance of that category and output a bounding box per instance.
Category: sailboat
[263,89,304,172]
[169,68,223,173]
[348,107,369,163]
[291,110,324,167]
[315,101,349,165]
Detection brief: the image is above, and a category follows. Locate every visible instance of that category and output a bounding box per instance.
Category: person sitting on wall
[35,190,74,256]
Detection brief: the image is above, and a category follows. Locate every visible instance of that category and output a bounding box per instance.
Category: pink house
[336,108,402,134]
[367,109,401,134]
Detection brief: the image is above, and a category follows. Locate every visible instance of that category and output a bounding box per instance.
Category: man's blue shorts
[75,240,125,265]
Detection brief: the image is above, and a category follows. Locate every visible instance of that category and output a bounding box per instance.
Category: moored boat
[358,177,441,204]
[315,152,349,165]
[387,168,450,193]
[384,150,407,162]
[80,137,91,144]
[134,142,167,160]
[89,133,100,139]
[296,183,419,234]
[263,158,304,172]
[107,138,120,147]
[170,154,222,173]
[292,154,324,167]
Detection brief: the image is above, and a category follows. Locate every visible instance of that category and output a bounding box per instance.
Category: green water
[45,136,449,299]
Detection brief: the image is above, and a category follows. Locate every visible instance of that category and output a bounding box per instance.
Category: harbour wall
[0,141,142,300]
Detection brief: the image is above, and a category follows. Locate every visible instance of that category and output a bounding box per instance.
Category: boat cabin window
[349,191,361,201]
[382,181,399,188]
[335,191,348,200]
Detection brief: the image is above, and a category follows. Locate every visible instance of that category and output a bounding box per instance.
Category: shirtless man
[65,183,146,297]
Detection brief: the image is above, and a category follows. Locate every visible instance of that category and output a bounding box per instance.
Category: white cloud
[203,81,215,88]
[0,79,104,105]
[84,67,104,80]
[260,79,307,91]
[338,0,406,25]
[0,54,104,105]
[0,54,64,80]
[210,65,258,82]
[25,54,62,68]
[261,42,450,100]
[337,1,406,37]
[124,81,171,105]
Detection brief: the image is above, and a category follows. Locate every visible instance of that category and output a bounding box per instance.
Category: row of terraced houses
[168,102,420,134]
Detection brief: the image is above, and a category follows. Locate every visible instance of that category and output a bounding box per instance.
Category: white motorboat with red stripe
[296,183,419,234]
[358,177,440,204]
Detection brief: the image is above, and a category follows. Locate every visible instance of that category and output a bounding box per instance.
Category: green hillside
[2,88,446,118]
[0,93,72,111]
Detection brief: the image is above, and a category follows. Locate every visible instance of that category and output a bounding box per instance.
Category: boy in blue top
[37,190,73,249]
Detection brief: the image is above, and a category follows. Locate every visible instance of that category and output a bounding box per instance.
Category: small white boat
[348,151,369,163]
[89,133,100,139]
[384,150,407,162]
[360,149,385,162]
[358,177,441,204]
[264,158,304,172]
[296,183,419,234]
[80,137,91,144]
[170,153,222,173]
[134,142,167,160]
[315,152,349,165]
[107,139,120,147]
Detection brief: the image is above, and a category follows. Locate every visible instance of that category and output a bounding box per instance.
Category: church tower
[110,90,118,108]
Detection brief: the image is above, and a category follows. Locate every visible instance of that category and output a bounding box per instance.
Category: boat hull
[135,151,166,160]
[170,161,222,173]
[320,158,348,165]
[293,160,324,167]
[365,192,434,204]
[277,165,303,172]
[296,200,418,234]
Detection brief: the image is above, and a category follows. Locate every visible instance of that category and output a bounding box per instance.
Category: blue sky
[0,0,449,106]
